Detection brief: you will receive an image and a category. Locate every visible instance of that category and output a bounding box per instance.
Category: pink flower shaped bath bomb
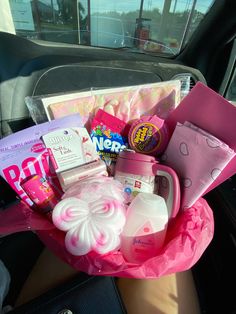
[52,196,126,256]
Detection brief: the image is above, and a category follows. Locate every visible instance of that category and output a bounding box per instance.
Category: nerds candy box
[90,109,128,175]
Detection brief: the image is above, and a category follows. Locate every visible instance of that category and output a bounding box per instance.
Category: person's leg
[14,249,126,314]
[16,247,201,314]
[15,248,77,306]
[117,271,201,314]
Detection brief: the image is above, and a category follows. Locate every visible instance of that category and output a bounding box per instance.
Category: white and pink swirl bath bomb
[52,177,126,256]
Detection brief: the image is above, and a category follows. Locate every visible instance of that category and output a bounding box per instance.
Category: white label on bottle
[114,175,154,203]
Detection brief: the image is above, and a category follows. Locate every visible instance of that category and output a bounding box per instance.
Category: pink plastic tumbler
[115,150,180,218]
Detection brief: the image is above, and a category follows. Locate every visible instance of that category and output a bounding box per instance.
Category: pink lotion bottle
[120,192,169,264]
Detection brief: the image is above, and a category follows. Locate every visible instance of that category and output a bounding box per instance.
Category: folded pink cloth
[162,122,236,209]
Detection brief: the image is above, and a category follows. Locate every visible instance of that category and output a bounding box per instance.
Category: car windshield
[1,0,214,56]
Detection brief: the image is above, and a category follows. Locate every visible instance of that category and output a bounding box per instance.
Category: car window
[1,0,214,56]
[219,38,236,105]
[226,70,236,105]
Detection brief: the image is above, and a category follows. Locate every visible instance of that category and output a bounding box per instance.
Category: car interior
[0,0,236,313]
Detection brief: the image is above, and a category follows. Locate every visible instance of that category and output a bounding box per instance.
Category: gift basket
[1,80,235,279]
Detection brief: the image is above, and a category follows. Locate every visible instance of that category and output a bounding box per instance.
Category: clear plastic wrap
[25,80,181,125]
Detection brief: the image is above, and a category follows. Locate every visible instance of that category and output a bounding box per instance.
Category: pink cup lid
[115,150,158,176]
[118,150,156,162]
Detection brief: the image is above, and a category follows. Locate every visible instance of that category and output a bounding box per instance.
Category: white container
[120,192,169,264]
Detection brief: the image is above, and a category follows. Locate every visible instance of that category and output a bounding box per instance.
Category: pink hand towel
[162,121,236,209]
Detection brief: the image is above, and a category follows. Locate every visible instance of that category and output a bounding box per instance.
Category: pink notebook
[166,82,236,193]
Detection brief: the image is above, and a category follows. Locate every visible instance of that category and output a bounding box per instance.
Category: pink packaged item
[166,82,236,192]
[48,81,181,125]
[20,174,58,215]
[162,122,235,209]
[0,114,82,206]
[128,115,169,156]
[58,159,108,192]
[42,127,99,173]
[90,109,128,174]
